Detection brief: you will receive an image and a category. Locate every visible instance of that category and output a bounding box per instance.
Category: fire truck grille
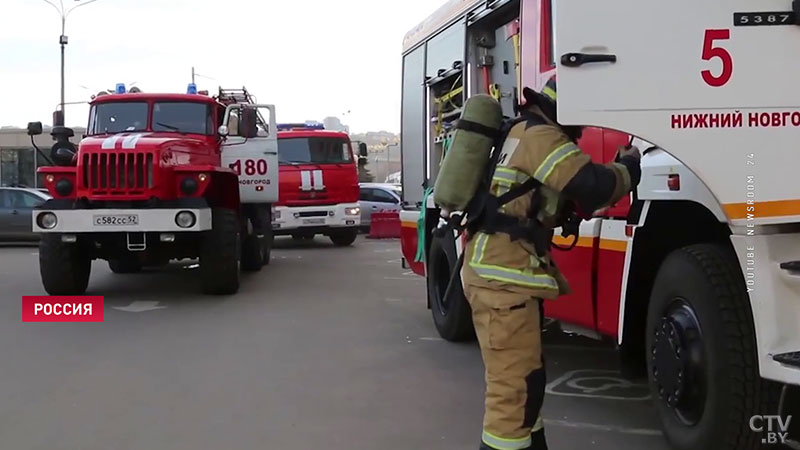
[81,152,155,193]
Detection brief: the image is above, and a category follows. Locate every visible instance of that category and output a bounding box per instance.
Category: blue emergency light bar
[277,121,325,131]
[187,83,198,94]
[115,83,126,94]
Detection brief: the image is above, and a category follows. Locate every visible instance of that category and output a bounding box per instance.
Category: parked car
[358,183,402,230]
[0,187,51,241]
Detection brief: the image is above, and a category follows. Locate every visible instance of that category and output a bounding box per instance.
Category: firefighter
[462,77,642,450]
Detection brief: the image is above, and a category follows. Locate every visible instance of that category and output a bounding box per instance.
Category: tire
[329,229,358,247]
[200,208,241,295]
[241,233,265,272]
[241,204,272,271]
[427,233,475,342]
[39,234,91,295]
[645,243,780,450]
[108,258,142,274]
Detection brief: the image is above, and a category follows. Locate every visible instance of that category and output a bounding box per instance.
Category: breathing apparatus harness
[439,106,583,258]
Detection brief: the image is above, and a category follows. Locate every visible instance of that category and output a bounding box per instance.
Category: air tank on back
[433,94,503,212]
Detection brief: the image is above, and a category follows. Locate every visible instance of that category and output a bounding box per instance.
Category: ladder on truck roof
[217,87,258,106]
[217,87,271,132]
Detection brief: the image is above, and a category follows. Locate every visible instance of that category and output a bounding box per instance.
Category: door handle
[561,53,617,67]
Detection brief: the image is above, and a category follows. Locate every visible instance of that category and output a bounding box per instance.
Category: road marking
[543,419,662,437]
[112,301,166,313]
[419,337,444,341]
[545,369,651,401]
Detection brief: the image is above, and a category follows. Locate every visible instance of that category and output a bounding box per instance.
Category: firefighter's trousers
[465,285,547,450]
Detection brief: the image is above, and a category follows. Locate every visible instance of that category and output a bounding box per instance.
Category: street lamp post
[40,0,105,126]
[386,143,398,182]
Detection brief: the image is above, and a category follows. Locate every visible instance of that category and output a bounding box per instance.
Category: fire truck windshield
[278,137,353,165]
[89,102,148,134]
[152,102,212,135]
[88,101,213,136]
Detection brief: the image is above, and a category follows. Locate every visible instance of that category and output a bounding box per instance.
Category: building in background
[0,127,85,188]
[323,117,350,133]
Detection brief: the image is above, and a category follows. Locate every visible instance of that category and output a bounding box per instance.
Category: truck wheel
[646,243,780,450]
[39,234,91,295]
[263,227,273,266]
[330,229,358,247]
[241,233,265,272]
[427,233,475,342]
[108,258,142,274]
[200,208,241,295]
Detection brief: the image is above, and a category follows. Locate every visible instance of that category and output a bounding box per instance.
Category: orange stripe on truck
[552,235,594,248]
[599,239,628,252]
[724,199,800,220]
[401,221,417,229]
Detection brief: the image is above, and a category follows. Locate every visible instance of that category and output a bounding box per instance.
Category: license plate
[303,218,325,225]
[94,214,139,226]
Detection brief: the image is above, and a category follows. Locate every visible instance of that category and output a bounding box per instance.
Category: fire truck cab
[29,84,278,296]
[399,0,800,449]
[271,122,362,246]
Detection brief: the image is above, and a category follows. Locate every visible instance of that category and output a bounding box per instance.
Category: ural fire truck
[29,85,278,296]
[271,122,365,246]
[398,1,800,449]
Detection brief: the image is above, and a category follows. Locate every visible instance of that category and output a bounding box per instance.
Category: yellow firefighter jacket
[461,106,633,300]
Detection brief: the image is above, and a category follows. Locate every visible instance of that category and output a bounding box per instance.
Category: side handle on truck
[561,52,617,67]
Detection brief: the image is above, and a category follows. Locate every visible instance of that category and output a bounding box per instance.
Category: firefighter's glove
[615,146,642,189]
[616,145,641,162]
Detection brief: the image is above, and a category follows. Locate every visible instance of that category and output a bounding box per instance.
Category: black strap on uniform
[454,119,500,140]
[448,110,580,256]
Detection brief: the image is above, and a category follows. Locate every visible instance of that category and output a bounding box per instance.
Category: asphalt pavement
[0,237,671,450]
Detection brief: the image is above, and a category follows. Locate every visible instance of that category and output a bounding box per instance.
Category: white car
[358,183,402,229]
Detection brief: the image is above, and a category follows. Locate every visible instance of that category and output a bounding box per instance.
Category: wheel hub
[650,299,707,425]
[652,317,686,407]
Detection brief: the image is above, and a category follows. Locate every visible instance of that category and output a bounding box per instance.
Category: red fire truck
[271,122,365,246]
[399,1,799,449]
[29,84,278,296]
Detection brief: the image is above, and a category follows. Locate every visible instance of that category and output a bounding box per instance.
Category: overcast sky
[0,0,448,133]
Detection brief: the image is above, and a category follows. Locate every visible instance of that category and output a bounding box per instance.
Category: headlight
[37,212,57,229]
[329,210,335,217]
[175,211,196,228]
[345,207,360,216]
[180,178,198,195]
[55,178,73,196]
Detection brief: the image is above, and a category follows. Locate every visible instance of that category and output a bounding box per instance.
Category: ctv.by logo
[750,415,792,445]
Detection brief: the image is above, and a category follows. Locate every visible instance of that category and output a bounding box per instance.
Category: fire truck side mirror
[241,107,258,138]
[27,122,43,136]
[359,142,368,157]
[218,125,229,137]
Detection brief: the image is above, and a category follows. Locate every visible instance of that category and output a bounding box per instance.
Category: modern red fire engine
[271,122,366,246]
[29,84,278,295]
